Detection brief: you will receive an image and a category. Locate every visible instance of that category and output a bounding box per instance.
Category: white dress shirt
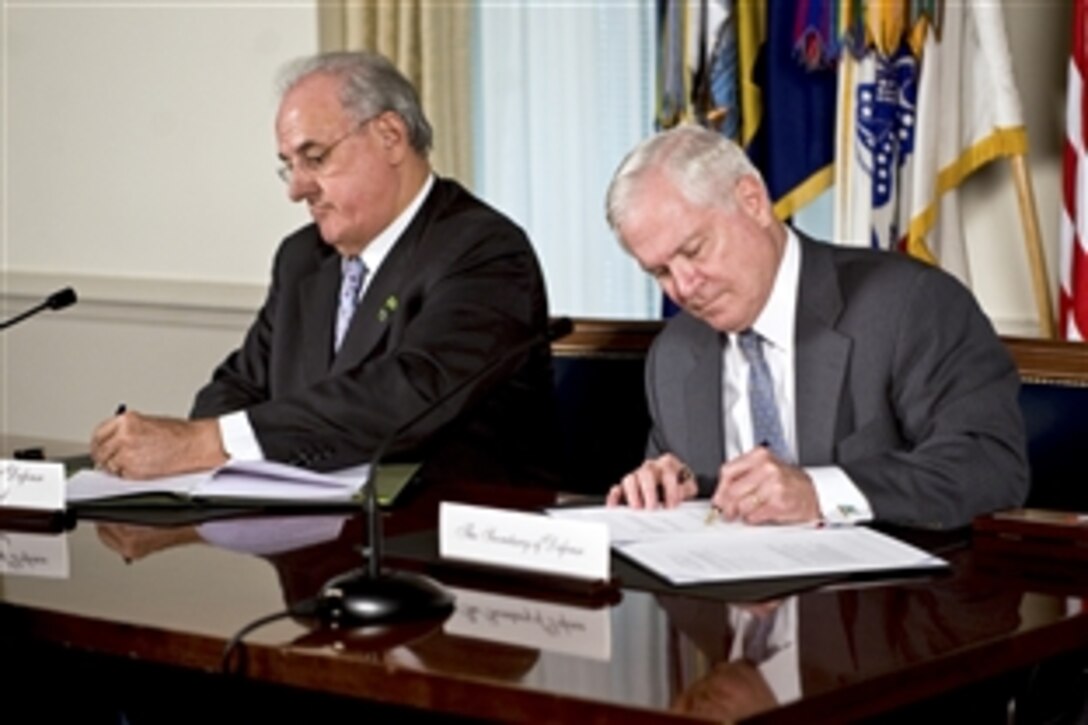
[728,598,801,705]
[721,229,872,524]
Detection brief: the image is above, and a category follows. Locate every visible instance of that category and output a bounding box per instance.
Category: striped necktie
[736,330,791,461]
[334,256,366,353]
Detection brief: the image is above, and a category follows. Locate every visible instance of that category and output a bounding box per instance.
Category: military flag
[656,0,739,139]
[833,2,1027,287]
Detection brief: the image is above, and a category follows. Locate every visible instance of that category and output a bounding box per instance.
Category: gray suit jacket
[645,233,1028,528]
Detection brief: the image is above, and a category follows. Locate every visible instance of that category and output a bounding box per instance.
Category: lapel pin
[378,294,399,323]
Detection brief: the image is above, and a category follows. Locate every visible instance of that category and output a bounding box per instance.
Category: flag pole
[1009,153,1056,339]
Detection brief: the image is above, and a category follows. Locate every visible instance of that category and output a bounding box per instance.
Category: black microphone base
[318,568,455,627]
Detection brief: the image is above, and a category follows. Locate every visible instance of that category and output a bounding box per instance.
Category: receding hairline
[274,51,433,155]
[607,126,760,232]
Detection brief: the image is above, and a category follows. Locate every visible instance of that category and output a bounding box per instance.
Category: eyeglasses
[276,115,376,185]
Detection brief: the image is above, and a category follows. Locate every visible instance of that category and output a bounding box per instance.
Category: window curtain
[317,0,474,185]
[473,2,658,318]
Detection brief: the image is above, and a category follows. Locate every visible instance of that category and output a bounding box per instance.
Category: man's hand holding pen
[710,446,819,524]
[609,447,820,525]
[90,409,227,480]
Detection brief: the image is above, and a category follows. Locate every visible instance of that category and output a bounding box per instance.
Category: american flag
[1061,0,1088,341]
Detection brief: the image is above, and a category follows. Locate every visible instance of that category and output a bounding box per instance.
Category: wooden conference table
[1,463,1087,723]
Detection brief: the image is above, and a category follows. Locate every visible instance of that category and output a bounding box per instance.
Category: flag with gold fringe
[832,1,1027,286]
[654,1,1026,292]
[743,0,838,220]
[655,0,837,220]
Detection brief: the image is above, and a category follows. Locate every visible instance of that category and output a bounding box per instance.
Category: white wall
[0,1,1073,446]
[4,0,313,284]
[1,1,318,442]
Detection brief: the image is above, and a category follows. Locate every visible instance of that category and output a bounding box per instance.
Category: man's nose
[671,259,699,300]
[287,168,319,202]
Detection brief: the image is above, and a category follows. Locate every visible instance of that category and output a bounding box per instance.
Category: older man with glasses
[604,125,1028,530]
[91,51,553,480]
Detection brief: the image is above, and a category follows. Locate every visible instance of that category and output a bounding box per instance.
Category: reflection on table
[2,469,1087,722]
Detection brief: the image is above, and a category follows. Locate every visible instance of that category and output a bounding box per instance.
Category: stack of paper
[548,501,946,586]
[67,460,371,507]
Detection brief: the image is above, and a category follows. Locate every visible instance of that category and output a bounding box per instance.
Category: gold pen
[674,466,719,525]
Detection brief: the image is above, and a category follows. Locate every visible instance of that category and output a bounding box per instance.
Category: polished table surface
[2,472,1088,723]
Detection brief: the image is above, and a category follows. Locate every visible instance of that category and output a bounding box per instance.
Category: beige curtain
[317,0,474,186]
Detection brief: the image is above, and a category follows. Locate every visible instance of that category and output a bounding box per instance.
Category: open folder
[66,459,420,509]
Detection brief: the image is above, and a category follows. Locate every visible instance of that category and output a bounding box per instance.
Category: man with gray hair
[605,125,1027,529]
[91,51,553,479]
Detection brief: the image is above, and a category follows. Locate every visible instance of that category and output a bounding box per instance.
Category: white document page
[66,460,370,503]
[200,461,369,501]
[66,470,208,502]
[547,500,812,544]
[616,525,946,586]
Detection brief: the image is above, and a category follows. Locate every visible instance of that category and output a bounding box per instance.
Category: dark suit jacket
[645,232,1029,528]
[191,178,555,475]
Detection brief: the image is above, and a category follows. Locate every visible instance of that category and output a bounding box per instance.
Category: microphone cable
[220,595,324,676]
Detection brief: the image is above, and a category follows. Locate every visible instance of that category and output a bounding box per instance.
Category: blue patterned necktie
[741,609,778,664]
[334,256,367,353]
[736,330,791,461]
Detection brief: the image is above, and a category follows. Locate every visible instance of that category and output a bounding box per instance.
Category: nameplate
[0,531,70,579]
[0,460,65,511]
[439,502,609,582]
[444,586,611,660]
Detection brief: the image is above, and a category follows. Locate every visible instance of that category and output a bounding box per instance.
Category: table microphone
[318,317,575,627]
[0,287,78,330]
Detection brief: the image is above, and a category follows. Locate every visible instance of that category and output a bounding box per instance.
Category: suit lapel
[794,235,850,463]
[298,254,340,380]
[331,249,407,373]
[683,326,725,476]
[330,179,448,374]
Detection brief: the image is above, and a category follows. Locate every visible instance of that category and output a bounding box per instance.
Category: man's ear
[372,111,409,162]
[734,175,774,227]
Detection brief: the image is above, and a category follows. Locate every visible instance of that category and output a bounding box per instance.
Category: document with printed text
[547,502,946,586]
[547,500,813,543]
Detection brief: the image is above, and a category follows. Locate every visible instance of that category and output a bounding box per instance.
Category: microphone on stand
[2,287,78,461]
[318,317,574,627]
[0,288,78,527]
[0,287,78,330]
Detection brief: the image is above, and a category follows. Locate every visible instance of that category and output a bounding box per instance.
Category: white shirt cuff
[806,465,873,524]
[218,411,264,461]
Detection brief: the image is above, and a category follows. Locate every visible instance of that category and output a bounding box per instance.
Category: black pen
[94,404,128,474]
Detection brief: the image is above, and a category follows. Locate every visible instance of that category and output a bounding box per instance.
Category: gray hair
[605,124,763,231]
[279,51,433,155]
